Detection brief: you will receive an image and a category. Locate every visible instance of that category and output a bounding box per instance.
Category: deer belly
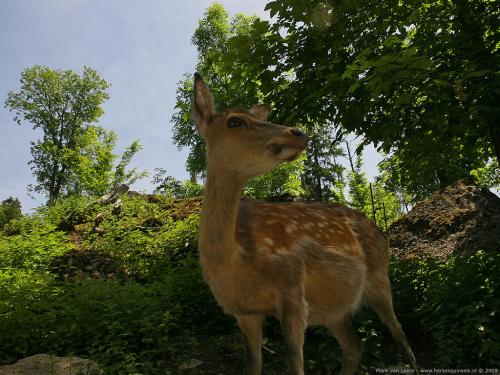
[305,268,365,325]
[206,273,276,315]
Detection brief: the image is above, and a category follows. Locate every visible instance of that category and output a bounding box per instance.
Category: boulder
[0,354,100,375]
[388,179,500,259]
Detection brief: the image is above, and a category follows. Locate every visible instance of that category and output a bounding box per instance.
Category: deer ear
[250,104,271,122]
[192,73,215,138]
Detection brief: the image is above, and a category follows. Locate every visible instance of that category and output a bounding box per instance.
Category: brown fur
[192,74,417,375]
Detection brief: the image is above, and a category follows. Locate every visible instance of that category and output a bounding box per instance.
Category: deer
[192,73,417,375]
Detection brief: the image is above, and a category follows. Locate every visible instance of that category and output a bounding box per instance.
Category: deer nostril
[290,128,304,137]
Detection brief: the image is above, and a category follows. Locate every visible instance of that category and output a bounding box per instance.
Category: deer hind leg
[279,299,307,375]
[237,314,264,375]
[325,317,362,375]
[366,280,418,370]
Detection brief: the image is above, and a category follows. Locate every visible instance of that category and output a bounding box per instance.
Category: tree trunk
[312,141,323,201]
[345,141,355,173]
[52,165,68,205]
[48,158,59,205]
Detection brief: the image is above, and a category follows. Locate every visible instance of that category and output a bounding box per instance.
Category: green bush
[0,195,226,373]
[419,251,499,366]
[0,270,173,372]
[0,270,53,362]
[36,195,98,231]
[0,219,73,270]
[0,196,96,271]
[81,195,200,280]
[0,258,231,373]
[0,197,23,230]
[1,194,498,372]
[2,218,22,236]
[391,250,500,367]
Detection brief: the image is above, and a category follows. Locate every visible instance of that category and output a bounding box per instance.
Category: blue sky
[0,0,380,213]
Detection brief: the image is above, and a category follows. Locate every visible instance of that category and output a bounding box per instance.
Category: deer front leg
[237,314,264,375]
[280,301,307,375]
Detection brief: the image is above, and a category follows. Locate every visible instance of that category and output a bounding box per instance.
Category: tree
[5,66,108,203]
[5,65,145,203]
[302,123,346,202]
[244,157,305,199]
[171,4,262,176]
[225,0,499,201]
[0,197,22,229]
[172,4,308,197]
[66,126,147,197]
[346,144,371,213]
[174,4,350,201]
[469,158,500,189]
[151,169,203,199]
[346,147,404,229]
[370,172,406,230]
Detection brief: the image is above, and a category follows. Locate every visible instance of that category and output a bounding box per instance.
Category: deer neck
[198,166,246,266]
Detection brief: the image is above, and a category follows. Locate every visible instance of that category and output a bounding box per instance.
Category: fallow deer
[193,73,417,375]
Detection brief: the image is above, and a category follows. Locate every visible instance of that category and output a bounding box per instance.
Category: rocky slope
[388,179,500,259]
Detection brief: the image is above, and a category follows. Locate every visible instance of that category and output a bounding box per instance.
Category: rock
[388,179,500,260]
[98,184,129,205]
[0,354,100,375]
[111,198,123,214]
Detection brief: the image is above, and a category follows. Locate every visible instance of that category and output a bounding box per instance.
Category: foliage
[112,138,147,191]
[391,251,500,367]
[369,173,407,230]
[346,148,403,229]
[171,4,261,176]
[83,196,201,280]
[419,251,500,366]
[470,158,500,190]
[302,124,346,202]
[67,126,147,197]
[0,215,73,271]
[0,191,498,371]
[347,150,371,212]
[0,197,22,230]
[224,0,500,202]
[152,168,203,199]
[0,266,226,373]
[0,195,232,373]
[5,66,108,203]
[5,66,145,203]
[171,4,316,199]
[244,157,305,200]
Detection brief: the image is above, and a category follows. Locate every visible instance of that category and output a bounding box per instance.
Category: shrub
[0,197,23,230]
[1,193,498,371]
[0,270,54,362]
[36,195,98,231]
[391,250,500,367]
[81,196,200,280]
[2,218,22,236]
[0,219,73,270]
[0,254,234,373]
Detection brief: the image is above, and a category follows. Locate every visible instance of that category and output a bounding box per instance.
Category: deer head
[192,73,308,179]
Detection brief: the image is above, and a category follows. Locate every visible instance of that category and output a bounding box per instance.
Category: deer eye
[227,117,245,128]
